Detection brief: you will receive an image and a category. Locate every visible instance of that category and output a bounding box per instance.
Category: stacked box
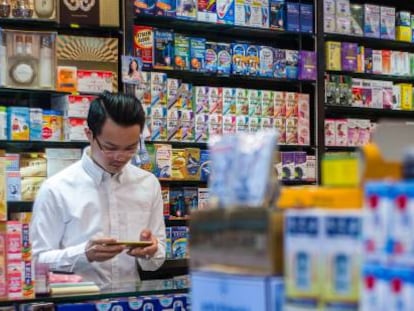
[364,4,380,38]
[153,29,174,70]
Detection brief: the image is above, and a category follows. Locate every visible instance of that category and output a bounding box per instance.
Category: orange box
[56,66,77,93]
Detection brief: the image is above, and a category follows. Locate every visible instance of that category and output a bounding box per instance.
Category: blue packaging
[205,41,218,73]
[174,34,190,71]
[217,42,232,76]
[176,0,197,19]
[183,187,198,212]
[231,43,247,75]
[156,0,176,16]
[172,226,189,259]
[153,29,174,70]
[29,108,43,141]
[286,49,299,79]
[246,45,260,76]
[134,0,156,15]
[286,2,300,32]
[200,149,210,182]
[216,0,234,24]
[364,4,380,38]
[7,106,30,141]
[273,48,287,78]
[270,0,285,30]
[397,11,411,27]
[166,227,172,258]
[192,271,285,311]
[170,188,186,218]
[259,46,274,77]
[190,37,206,72]
[300,3,313,33]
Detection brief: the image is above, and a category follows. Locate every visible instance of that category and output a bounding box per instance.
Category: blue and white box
[192,271,285,311]
[232,43,247,75]
[380,6,396,40]
[216,0,235,24]
[286,2,300,32]
[259,46,274,77]
[364,4,380,38]
[217,42,232,76]
[300,3,313,33]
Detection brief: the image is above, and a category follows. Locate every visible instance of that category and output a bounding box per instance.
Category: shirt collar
[81,147,125,185]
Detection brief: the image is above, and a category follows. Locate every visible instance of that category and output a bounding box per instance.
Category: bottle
[25,35,32,55]
[15,34,24,55]
[39,35,53,88]
[0,106,6,140]
[12,0,33,18]
[0,0,11,18]
[34,0,54,18]
[0,32,6,85]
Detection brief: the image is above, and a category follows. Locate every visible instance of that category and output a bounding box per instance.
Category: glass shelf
[0,278,188,306]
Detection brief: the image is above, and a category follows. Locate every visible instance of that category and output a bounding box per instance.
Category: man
[30,91,166,287]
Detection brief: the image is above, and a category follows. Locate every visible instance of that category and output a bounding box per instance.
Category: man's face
[86,118,141,174]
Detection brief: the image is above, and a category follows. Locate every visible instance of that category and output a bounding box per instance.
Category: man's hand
[127,229,158,259]
[85,237,125,262]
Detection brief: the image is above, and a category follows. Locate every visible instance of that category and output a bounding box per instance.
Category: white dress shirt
[30,147,166,287]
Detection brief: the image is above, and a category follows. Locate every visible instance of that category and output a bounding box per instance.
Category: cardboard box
[59,0,119,27]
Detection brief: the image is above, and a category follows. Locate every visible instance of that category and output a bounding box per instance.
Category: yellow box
[277,187,363,210]
[171,149,186,180]
[325,42,342,71]
[322,154,359,187]
[399,83,413,110]
[396,26,412,42]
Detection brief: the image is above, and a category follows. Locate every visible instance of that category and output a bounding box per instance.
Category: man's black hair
[87,91,145,137]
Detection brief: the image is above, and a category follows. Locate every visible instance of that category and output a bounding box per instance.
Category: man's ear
[85,127,93,142]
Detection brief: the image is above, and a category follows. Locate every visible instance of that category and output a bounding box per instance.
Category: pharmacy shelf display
[316,0,414,171]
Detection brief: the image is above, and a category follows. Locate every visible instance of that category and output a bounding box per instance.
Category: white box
[192,272,284,311]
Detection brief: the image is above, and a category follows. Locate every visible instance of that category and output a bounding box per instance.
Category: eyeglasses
[94,136,139,159]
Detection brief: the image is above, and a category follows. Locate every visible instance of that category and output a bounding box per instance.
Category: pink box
[297,94,310,145]
[66,95,96,118]
[222,115,236,134]
[335,119,348,146]
[325,119,336,146]
[274,91,286,117]
[274,117,286,144]
[347,118,359,146]
[209,87,223,114]
[209,113,223,136]
[77,70,113,94]
[285,117,298,145]
[285,92,298,118]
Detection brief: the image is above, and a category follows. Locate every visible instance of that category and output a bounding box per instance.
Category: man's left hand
[127,229,158,259]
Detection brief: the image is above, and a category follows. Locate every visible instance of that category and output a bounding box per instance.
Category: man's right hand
[85,237,125,262]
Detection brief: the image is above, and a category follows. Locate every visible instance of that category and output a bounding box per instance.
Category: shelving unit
[316,0,414,170]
